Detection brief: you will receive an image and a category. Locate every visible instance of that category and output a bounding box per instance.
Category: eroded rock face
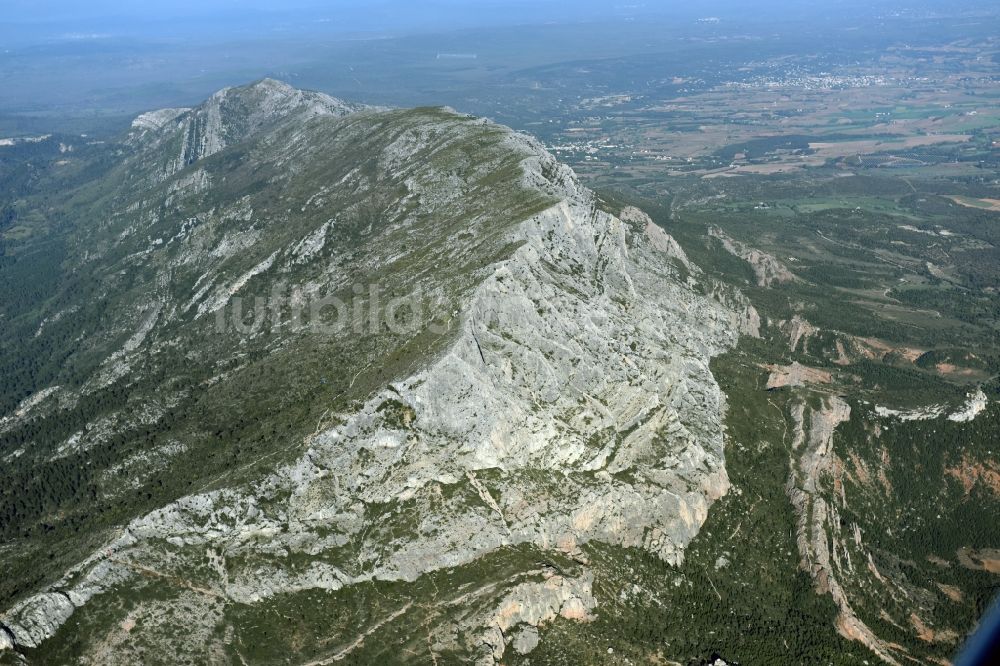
[781,315,818,353]
[2,593,74,650]
[1,85,751,659]
[788,397,904,666]
[512,625,540,655]
[709,226,797,287]
[477,571,596,665]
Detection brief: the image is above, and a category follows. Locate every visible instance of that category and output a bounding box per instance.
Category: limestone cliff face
[1,84,752,661]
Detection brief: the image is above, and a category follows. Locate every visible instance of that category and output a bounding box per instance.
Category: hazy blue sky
[6,1,986,34]
[1,1,648,46]
[0,1,901,32]
[6,1,631,24]
[3,1,989,54]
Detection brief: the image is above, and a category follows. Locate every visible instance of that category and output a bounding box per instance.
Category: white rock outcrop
[948,389,988,423]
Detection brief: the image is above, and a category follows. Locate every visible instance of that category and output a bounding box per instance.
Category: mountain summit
[127,78,364,183]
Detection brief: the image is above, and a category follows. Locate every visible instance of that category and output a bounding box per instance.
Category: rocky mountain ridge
[0,81,756,663]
